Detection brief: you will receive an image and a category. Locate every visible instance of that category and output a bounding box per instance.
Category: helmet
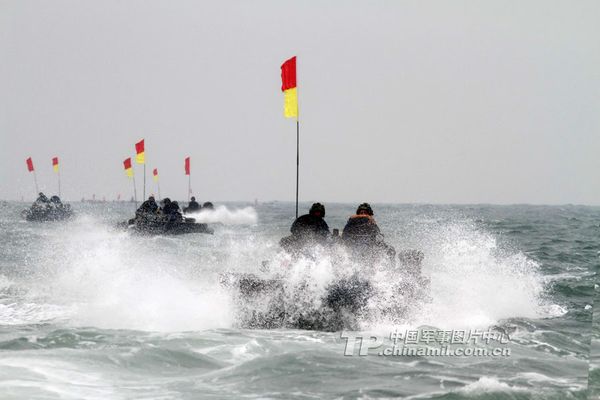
[309,202,325,217]
[148,196,155,201]
[202,202,214,210]
[191,196,196,202]
[50,196,60,203]
[163,198,171,204]
[356,203,373,216]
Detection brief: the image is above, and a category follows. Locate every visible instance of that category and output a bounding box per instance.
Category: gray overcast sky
[1,1,599,204]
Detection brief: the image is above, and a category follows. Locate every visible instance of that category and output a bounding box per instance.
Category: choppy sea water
[0,201,597,399]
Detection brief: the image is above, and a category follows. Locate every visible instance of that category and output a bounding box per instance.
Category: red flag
[185,157,190,175]
[123,158,133,177]
[153,168,158,176]
[26,157,34,172]
[280,56,297,91]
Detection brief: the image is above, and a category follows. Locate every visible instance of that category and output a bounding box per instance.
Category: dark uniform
[184,196,201,213]
[170,201,183,222]
[290,214,330,242]
[342,203,395,265]
[31,192,50,214]
[161,198,175,214]
[35,193,49,204]
[280,203,330,253]
[138,197,158,214]
[342,214,381,247]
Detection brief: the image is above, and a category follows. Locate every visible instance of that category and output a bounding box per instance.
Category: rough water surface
[0,201,597,399]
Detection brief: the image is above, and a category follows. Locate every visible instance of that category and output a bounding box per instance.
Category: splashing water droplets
[1,207,554,332]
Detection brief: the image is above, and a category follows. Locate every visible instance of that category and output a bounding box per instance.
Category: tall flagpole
[281,55,299,219]
[184,157,191,201]
[132,175,138,208]
[58,170,61,197]
[153,168,161,199]
[135,139,146,201]
[33,171,39,194]
[295,59,300,219]
[296,119,299,219]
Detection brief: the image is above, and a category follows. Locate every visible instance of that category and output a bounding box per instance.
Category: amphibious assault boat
[221,248,429,331]
[21,204,74,222]
[119,215,214,235]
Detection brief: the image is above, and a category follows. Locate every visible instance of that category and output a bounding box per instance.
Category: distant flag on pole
[52,157,59,173]
[153,168,158,182]
[281,56,298,118]
[135,139,145,164]
[123,158,133,178]
[26,157,39,193]
[184,157,190,175]
[26,157,34,172]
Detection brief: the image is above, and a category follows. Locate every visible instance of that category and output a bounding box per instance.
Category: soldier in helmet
[36,192,49,203]
[49,195,63,208]
[184,196,201,213]
[342,203,395,264]
[137,196,159,214]
[342,203,379,246]
[31,192,50,214]
[280,202,330,252]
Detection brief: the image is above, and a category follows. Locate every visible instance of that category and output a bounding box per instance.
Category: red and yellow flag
[52,157,59,173]
[135,139,145,164]
[123,158,133,178]
[153,168,158,182]
[26,157,34,172]
[184,157,190,176]
[281,56,298,118]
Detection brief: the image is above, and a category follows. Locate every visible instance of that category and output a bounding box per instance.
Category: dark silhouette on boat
[21,193,73,222]
[118,196,213,235]
[119,215,213,235]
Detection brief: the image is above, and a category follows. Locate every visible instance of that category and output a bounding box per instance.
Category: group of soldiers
[133,197,394,263]
[23,192,73,221]
[134,196,214,224]
[32,192,67,213]
[281,202,396,263]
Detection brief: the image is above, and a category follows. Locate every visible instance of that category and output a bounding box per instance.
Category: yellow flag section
[283,87,298,119]
[123,158,133,178]
[281,56,298,119]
